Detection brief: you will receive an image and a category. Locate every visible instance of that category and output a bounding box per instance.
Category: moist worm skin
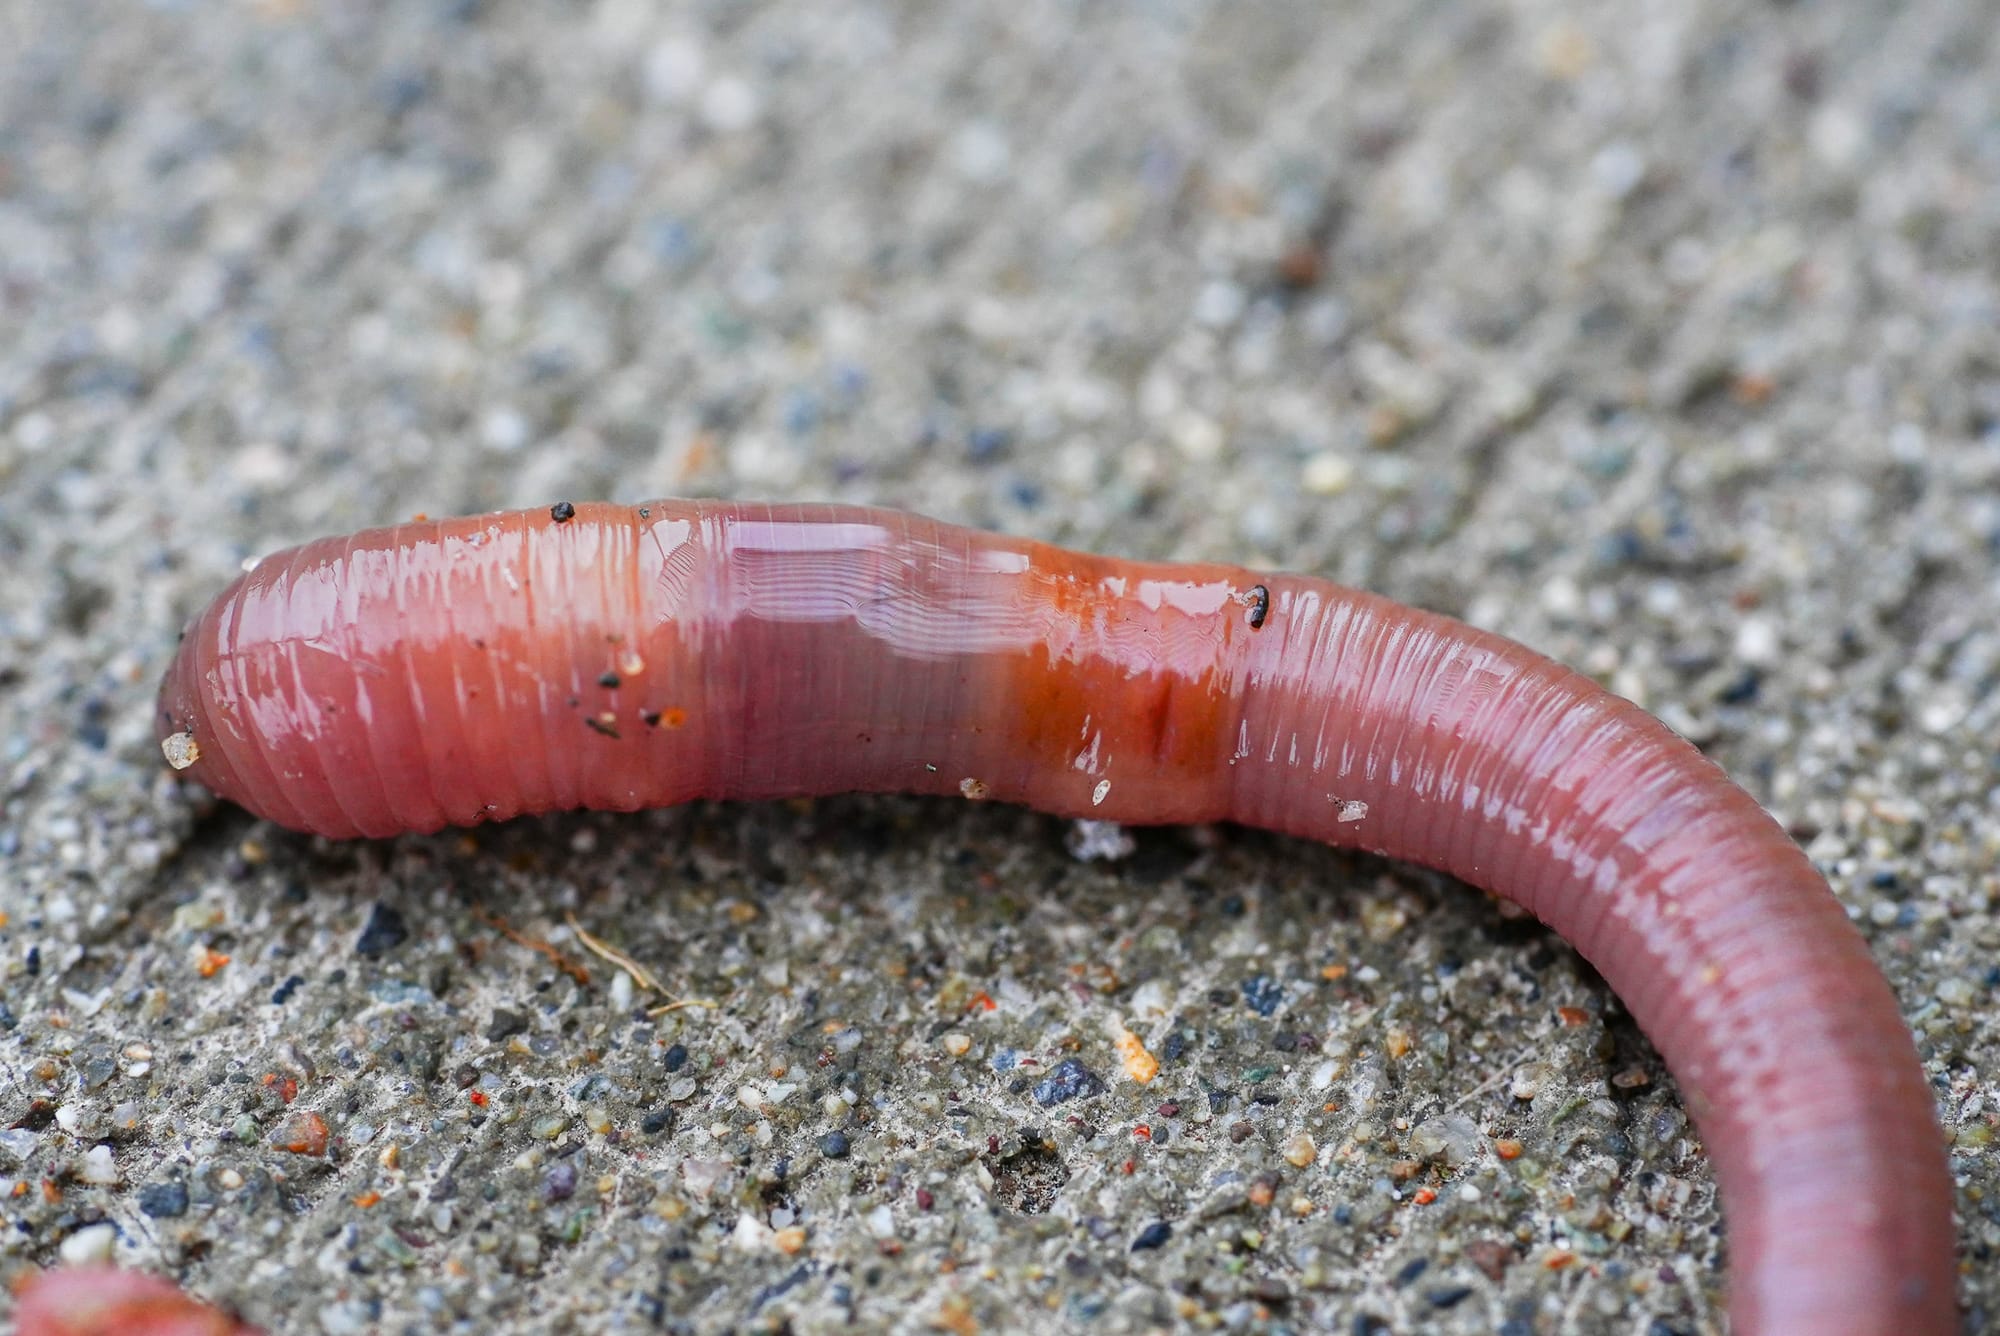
[155,500,1954,1336]
[15,1266,259,1336]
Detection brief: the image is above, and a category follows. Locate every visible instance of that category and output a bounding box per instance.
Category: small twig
[562,912,719,1016]
[474,907,591,987]
[565,913,665,993]
[647,997,720,1016]
[1449,1047,1535,1112]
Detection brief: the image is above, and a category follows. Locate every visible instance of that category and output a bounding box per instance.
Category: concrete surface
[2,1,1997,1332]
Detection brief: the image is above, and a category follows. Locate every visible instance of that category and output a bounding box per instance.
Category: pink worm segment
[155,500,1953,1335]
[14,1265,259,1335]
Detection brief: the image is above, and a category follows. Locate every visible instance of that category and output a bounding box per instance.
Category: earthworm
[154,500,1954,1335]
[14,1265,259,1335]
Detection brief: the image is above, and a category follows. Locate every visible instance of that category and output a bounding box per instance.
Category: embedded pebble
[59,1223,117,1265]
[78,1143,118,1185]
[1407,1113,1482,1168]
[1034,1059,1108,1107]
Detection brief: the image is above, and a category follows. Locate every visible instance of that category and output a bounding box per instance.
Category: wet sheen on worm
[155,500,1955,1336]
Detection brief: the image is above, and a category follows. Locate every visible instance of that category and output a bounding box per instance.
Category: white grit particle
[162,732,200,770]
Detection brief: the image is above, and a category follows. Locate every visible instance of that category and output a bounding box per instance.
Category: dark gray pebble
[1033,1058,1106,1107]
[542,1160,578,1202]
[354,902,409,957]
[138,1181,190,1218]
[1426,1284,1474,1309]
[1241,975,1285,1016]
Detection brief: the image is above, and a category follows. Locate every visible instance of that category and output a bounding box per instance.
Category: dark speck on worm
[1247,584,1270,629]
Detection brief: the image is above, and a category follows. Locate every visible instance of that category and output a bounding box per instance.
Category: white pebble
[1170,412,1224,462]
[1936,978,1975,1008]
[731,1212,775,1252]
[236,442,294,486]
[681,1157,731,1199]
[161,732,200,771]
[13,411,54,451]
[79,1144,118,1185]
[643,38,706,104]
[59,1222,117,1266]
[1541,576,1583,619]
[700,77,762,133]
[1193,280,1247,328]
[320,1299,372,1334]
[1066,818,1132,861]
[1406,1112,1481,1167]
[1128,979,1171,1020]
[1918,693,1968,735]
[1301,452,1354,496]
[480,408,530,453]
[1510,1063,1548,1101]
[1733,617,1780,668]
[1808,106,1865,168]
[948,122,1012,183]
[1589,142,1645,197]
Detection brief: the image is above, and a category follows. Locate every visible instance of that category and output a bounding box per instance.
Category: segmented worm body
[14,1265,258,1336]
[155,501,1953,1335]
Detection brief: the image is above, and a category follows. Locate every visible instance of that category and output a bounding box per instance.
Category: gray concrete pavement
[2,2,1996,1331]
